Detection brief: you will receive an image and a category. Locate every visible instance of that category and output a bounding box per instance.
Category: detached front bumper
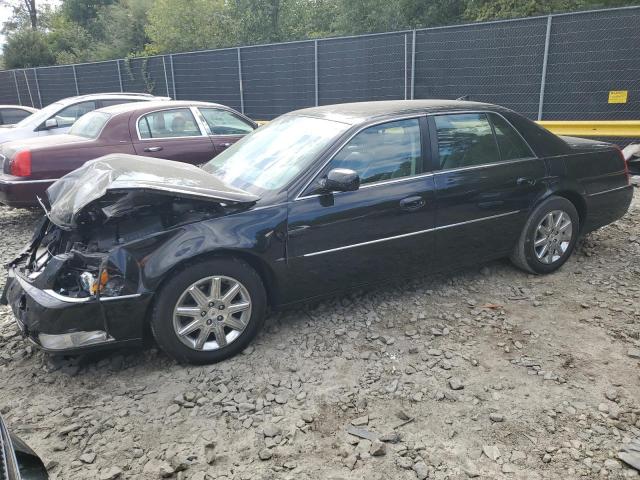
[0,175,54,208]
[2,267,152,353]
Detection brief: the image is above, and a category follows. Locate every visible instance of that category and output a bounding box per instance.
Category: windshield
[14,102,63,128]
[69,111,110,138]
[202,115,350,195]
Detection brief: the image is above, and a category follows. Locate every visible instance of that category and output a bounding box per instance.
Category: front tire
[510,196,579,274]
[150,257,267,364]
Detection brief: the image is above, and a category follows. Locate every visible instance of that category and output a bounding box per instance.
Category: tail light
[10,150,31,177]
[615,146,630,185]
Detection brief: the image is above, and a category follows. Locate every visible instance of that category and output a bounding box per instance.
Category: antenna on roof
[456,95,470,101]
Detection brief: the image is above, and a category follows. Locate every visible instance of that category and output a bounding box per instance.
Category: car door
[131,107,216,164]
[285,117,437,301]
[196,107,255,155]
[37,100,97,136]
[430,112,546,268]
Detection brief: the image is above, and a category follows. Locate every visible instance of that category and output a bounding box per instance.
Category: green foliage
[3,28,55,68]
[1,0,639,68]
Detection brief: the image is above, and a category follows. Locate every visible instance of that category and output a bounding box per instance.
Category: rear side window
[101,99,141,108]
[138,108,201,139]
[490,113,534,160]
[326,118,422,186]
[1,108,31,125]
[199,108,254,135]
[434,113,499,169]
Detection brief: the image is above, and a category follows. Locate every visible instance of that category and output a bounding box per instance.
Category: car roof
[288,100,502,125]
[0,105,38,111]
[54,92,164,105]
[97,100,228,115]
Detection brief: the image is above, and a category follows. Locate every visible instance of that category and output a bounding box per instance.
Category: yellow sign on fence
[608,90,628,104]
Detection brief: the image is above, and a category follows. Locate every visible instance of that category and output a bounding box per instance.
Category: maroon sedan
[0,101,257,207]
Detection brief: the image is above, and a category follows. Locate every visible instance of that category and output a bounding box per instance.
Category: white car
[0,92,169,144]
[0,105,38,126]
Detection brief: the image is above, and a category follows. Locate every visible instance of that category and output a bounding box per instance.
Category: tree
[2,28,54,67]
[145,0,232,53]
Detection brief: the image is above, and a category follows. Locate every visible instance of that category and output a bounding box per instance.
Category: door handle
[400,196,426,212]
[516,177,536,186]
[144,146,163,152]
[220,142,232,148]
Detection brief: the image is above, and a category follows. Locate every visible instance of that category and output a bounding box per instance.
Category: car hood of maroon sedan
[46,153,260,229]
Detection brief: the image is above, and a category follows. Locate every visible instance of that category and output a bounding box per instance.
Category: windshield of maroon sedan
[69,111,111,138]
[202,115,350,195]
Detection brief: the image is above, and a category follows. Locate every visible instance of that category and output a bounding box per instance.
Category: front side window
[53,101,97,128]
[325,118,422,186]
[138,108,201,139]
[199,108,254,135]
[69,112,111,139]
[435,113,499,169]
[490,113,534,160]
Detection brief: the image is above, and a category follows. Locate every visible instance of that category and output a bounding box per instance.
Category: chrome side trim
[100,293,143,302]
[43,289,91,303]
[0,178,57,185]
[588,185,630,197]
[302,210,521,257]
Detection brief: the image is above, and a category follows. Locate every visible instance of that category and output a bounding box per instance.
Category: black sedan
[2,100,633,364]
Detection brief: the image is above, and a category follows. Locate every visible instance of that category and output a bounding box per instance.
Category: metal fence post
[23,70,34,107]
[162,56,170,97]
[72,65,79,95]
[116,60,124,92]
[169,54,177,99]
[404,34,408,100]
[538,15,553,121]
[410,30,416,100]
[237,47,245,114]
[12,71,22,105]
[33,68,42,108]
[314,40,319,106]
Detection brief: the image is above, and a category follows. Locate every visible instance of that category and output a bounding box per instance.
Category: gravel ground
[1,193,640,480]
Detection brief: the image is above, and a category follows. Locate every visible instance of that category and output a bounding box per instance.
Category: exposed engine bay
[13,193,236,299]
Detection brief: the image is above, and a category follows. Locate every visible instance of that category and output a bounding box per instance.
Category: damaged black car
[1,101,632,364]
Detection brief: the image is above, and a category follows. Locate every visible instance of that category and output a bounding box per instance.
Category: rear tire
[510,196,579,274]
[150,257,266,364]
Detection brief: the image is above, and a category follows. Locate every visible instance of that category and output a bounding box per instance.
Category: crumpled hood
[46,153,259,229]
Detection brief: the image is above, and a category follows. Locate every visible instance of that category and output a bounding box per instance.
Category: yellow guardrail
[537,121,640,138]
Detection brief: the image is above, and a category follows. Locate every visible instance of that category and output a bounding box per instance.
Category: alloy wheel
[172,275,252,351]
[533,210,573,264]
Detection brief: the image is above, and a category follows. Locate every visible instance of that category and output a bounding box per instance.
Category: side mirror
[44,118,58,129]
[319,168,360,193]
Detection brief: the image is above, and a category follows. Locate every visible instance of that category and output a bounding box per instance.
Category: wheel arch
[536,186,587,229]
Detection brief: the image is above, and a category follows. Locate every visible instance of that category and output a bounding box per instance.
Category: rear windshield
[69,112,111,139]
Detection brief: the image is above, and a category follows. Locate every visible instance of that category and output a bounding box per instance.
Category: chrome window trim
[302,210,521,258]
[433,156,538,175]
[295,113,427,200]
[135,106,206,141]
[429,110,538,171]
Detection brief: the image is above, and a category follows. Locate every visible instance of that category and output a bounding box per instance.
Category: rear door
[285,117,437,301]
[131,107,216,164]
[430,112,546,268]
[196,107,256,155]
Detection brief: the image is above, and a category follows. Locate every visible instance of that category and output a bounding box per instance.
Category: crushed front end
[1,154,259,353]
[1,214,155,352]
